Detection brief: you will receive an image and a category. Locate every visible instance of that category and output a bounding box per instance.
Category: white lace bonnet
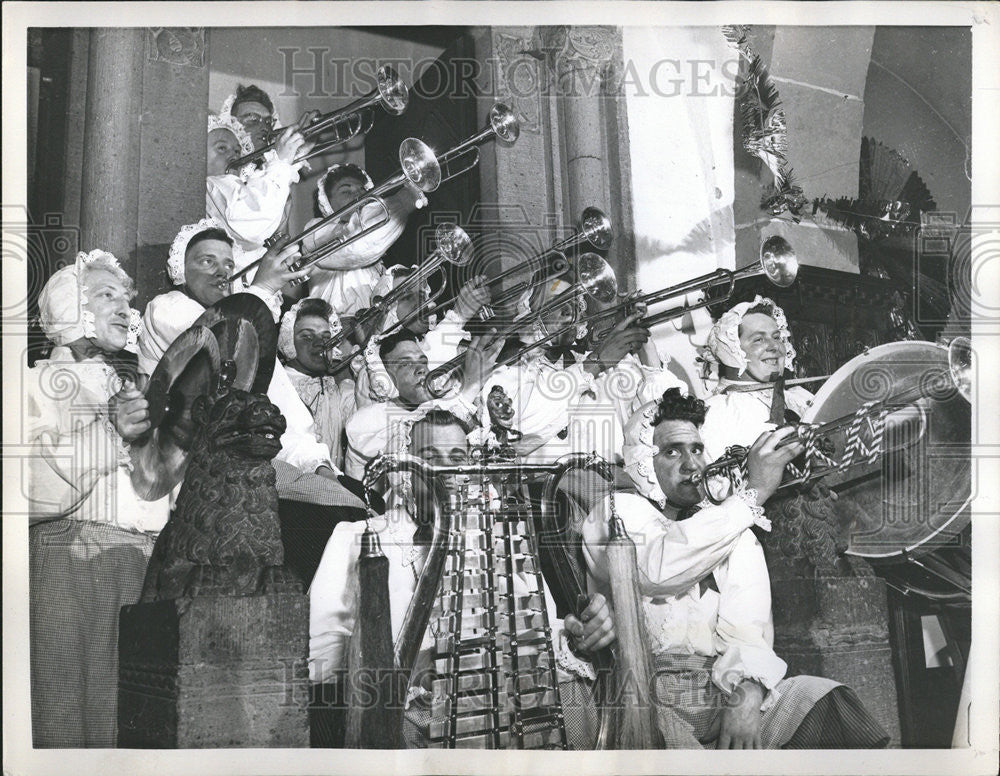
[317,163,375,218]
[698,294,796,381]
[278,297,343,361]
[208,113,255,180]
[167,217,244,286]
[621,385,698,508]
[37,250,142,352]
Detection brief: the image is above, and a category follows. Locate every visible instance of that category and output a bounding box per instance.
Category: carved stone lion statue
[140,389,302,602]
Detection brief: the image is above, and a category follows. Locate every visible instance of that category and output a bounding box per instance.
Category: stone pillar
[542,26,635,285]
[118,594,310,748]
[79,29,144,270]
[469,26,634,295]
[74,27,209,308]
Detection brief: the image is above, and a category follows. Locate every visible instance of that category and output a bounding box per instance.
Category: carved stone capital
[538,25,619,95]
[146,28,206,68]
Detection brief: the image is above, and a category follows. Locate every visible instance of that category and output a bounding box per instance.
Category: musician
[582,388,890,749]
[27,251,171,747]
[343,325,500,480]
[138,220,367,584]
[480,277,675,465]
[220,83,282,152]
[309,408,614,748]
[353,271,491,404]
[304,163,428,316]
[206,113,309,271]
[698,295,814,462]
[279,297,358,471]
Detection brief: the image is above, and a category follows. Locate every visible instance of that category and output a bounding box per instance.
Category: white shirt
[27,347,171,533]
[306,198,411,317]
[205,152,299,265]
[482,353,684,464]
[285,365,356,472]
[582,492,787,700]
[138,290,336,474]
[308,503,589,687]
[701,381,814,463]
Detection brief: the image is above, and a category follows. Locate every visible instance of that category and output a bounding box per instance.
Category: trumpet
[583,235,799,335]
[319,222,474,361]
[424,252,618,397]
[691,335,974,504]
[230,137,443,285]
[225,65,409,173]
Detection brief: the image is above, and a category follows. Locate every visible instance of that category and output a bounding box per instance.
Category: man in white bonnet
[698,295,814,463]
[581,388,889,749]
[28,251,171,747]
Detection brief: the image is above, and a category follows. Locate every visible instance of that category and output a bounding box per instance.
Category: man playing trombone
[582,388,890,749]
[304,162,429,316]
[205,112,311,273]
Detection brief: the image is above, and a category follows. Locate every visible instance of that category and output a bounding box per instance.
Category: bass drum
[802,340,971,563]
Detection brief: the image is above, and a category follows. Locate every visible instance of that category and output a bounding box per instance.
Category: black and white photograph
[3,2,998,774]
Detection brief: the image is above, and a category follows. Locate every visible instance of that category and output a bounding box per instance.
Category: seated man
[206,112,309,271]
[309,408,614,748]
[698,295,815,462]
[582,388,890,749]
[306,163,427,317]
[138,219,366,585]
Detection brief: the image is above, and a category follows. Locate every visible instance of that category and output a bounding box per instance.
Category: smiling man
[698,295,816,463]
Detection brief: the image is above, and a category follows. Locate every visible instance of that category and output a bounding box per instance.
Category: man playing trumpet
[581,388,889,749]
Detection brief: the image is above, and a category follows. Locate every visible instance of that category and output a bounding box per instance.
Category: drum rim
[802,339,970,561]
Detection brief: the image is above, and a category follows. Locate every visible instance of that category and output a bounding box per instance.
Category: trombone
[412,102,520,188]
[581,235,799,335]
[230,137,443,285]
[424,252,618,397]
[225,65,409,173]
[319,223,474,361]
[480,207,614,312]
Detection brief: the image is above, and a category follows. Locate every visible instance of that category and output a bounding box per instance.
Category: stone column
[79,29,144,271]
[74,27,209,308]
[542,26,634,285]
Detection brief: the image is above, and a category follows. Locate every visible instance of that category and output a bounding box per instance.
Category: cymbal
[194,293,278,393]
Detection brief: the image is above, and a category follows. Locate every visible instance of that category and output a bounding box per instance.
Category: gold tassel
[605,495,663,749]
[345,526,400,748]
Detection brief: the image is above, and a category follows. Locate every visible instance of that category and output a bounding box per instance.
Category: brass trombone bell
[431,103,520,186]
[579,206,614,251]
[230,137,442,285]
[575,251,618,304]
